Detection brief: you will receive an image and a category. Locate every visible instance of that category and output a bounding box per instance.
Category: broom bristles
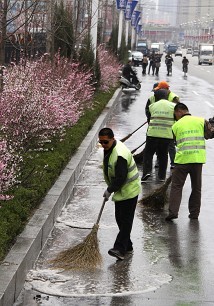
[50,224,102,270]
[140,176,172,208]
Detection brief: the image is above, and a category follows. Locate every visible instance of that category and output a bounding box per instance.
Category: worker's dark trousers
[155,66,159,75]
[168,163,203,217]
[114,196,138,255]
[143,136,171,179]
[148,62,153,74]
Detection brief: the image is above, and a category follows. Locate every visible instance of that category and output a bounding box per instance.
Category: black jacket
[122,64,136,81]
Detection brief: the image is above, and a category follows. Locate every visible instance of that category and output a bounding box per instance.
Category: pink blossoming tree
[97,44,121,91]
[0,47,120,199]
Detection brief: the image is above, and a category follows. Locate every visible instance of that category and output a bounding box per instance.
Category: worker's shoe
[141,173,151,183]
[165,214,178,221]
[188,214,198,220]
[108,248,124,260]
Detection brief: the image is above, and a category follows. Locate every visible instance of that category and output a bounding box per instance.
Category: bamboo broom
[140,175,172,209]
[51,198,107,270]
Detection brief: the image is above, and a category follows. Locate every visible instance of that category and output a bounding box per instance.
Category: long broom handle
[96,198,107,225]
[120,121,147,142]
[131,140,146,154]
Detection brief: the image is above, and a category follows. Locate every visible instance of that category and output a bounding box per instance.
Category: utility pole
[117,9,123,50]
[102,0,108,43]
[91,0,98,59]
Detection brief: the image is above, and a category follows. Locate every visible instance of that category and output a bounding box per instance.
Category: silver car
[187,48,192,54]
[128,51,143,66]
[192,49,199,57]
[175,48,182,57]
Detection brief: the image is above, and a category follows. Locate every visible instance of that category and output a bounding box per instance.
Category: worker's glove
[103,189,111,201]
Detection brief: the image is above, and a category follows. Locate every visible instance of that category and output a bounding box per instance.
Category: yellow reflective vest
[149,95,155,105]
[173,115,206,164]
[168,91,179,102]
[147,99,175,139]
[104,141,141,202]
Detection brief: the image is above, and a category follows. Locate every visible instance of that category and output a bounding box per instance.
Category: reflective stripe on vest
[147,99,175,139]
[176,136,204,144]
[125,172,139,184]
[104,141,141,201]
[173,116,206,164]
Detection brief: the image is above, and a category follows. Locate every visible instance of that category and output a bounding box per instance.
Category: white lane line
[205,101,214,108]
[193,91,200,96]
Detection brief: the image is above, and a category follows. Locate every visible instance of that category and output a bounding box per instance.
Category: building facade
[177,0,214,46]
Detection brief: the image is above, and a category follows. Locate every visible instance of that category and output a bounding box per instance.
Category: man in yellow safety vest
[166,103,207,221]
[99,128,141,260]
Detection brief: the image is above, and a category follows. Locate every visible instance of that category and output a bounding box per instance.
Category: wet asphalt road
[15,60,214,306]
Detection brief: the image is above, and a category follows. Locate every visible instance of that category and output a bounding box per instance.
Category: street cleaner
[98,128,141,260]
[165,103,210,221]
[141,89,175,183]
[154,80,180,168]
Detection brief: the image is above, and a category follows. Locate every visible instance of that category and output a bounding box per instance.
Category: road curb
[0,88,122,306]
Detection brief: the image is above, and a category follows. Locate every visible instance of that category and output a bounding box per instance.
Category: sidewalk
[0,88,122,306]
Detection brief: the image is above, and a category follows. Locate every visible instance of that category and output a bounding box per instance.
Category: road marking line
[205,101,214,108]
[192,91,199,96]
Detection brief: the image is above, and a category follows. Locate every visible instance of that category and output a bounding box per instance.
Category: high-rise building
[177,0,213,26]
[157,0,178,26]
[177,0,214,46]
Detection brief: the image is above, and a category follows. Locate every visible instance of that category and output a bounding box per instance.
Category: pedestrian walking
[142,55,148,75]
[151,60,156,76]
[148,52,155,74]
[154,54,161,76]
[141,89,175,182]
[165,53,174,76]
[98,128,141,260]
[165,103,208,221]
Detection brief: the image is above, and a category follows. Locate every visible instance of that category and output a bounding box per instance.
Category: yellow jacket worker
[99,128,141,260]
[166,103,206,221]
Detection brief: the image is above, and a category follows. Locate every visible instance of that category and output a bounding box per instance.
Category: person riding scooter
[182,56,189,73]
[120,60,141,90]
[122,60,137,83]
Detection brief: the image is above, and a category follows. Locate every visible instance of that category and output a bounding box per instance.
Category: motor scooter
[119,74,141,91]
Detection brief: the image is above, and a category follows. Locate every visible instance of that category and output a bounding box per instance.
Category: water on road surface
[15,63,214,306]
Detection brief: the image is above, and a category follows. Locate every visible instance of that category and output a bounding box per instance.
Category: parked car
[175,48,182,57]
[192,49,199,57]
[128,51,143,66]
[187,48,192,54]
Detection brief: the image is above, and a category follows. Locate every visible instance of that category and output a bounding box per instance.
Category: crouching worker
[98,128,141,260]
